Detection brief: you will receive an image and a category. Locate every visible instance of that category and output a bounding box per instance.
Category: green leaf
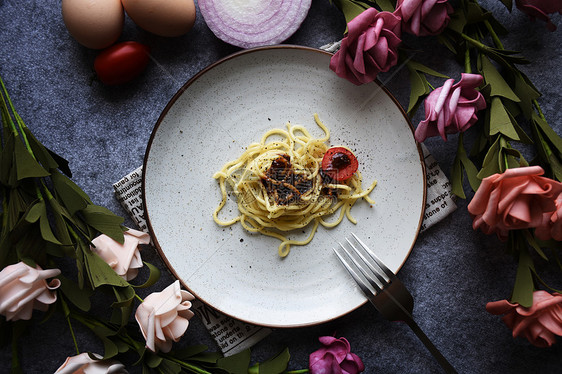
[51,170,92,216]
[14,135,50,180]
[447,9,467,34]
[158,359,181,374]
[374,0,395,12]
[24,200,61,245]
[80,205,124,243]
[132,261,161,289]
[511,72,541,119]
[479,56,520,102]
[407,69,430,114]
[407,60,449,78]
[477,136,501,179]
[499,0,513,10]
[511,247,535,308]
[59,274,92,312]
[255,348,290,374]
[169,345,212,361]
[82,245,129,289]
[489,97,520,140]
[145,352,164,369]
[216,349,251,374]
[22,127,60,171]
[0,132,17,186]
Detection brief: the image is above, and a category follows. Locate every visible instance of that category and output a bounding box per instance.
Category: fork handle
[405,319,458,374]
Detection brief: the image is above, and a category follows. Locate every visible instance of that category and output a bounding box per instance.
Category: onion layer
[198,0,312,49]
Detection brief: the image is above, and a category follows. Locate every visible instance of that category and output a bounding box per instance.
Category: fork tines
[333,233,394,296]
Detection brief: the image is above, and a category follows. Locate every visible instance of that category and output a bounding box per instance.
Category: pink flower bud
[486,291,562,347]
[0,262,60,321]
[91,228,150,281]
[330,8,402,85]
[516,0,562,31]
[395,0,454,36]
[135,280,195,352]
[467,166,562,240]
[309,336,365,374]
[55,353,128,373]
[415,73,486,142]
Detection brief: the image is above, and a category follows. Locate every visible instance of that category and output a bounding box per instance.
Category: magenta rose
[516,0,562,31]
[535,192,562,241]
[329,8,402,85]
[467,166,562,240]
[309,336,365,374]
[395,0,454,36]
[486,291,562,347]
[414,73,486,142]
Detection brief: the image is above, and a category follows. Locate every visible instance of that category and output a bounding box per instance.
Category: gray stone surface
[0,0,561,373]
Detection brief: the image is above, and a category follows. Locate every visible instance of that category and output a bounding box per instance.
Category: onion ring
[198,0,312,49]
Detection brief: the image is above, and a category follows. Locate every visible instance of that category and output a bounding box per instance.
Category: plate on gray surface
[143,46,426,327]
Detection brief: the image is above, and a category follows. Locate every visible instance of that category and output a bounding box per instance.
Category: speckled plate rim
[142,45,427,328]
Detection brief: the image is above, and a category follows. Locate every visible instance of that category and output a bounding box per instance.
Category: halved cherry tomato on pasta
[321,147,358,181]
[94,41,150,85]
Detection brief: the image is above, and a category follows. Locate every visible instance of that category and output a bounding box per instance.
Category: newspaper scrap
[112,146,455,355]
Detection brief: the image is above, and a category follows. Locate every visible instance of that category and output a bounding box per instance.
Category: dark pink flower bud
[309,336,365,374]
[395,0,454,36]
[330,8,402,85]
[414,73,486,142]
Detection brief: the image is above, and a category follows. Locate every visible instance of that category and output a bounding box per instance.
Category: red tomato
[94,41,150,85]
[321,147,359,181]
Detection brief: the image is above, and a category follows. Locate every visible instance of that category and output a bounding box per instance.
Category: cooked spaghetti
[212,114,377,257]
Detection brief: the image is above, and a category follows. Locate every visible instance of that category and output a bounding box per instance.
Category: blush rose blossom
[0,262,61,321]
[55,353,128,374]
[309,336,365,374]
[91,228,150,281]
[516,0,562,31]
[395,0,454,36]
[330,8,402,85]
[135,280,195,352]
[467,166,562,240]
[486,291,562,347]
[415,73,486,142]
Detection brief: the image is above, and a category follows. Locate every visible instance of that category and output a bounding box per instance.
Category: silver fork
[334,233,457,374]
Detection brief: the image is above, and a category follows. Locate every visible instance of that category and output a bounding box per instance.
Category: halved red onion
[198,0,312,49]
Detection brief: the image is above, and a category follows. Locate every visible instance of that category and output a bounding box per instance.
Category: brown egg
[62,0,124,49]
[122,0,196,37]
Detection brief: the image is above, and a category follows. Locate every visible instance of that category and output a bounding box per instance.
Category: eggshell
[62,0,124,49]
[122,0,196,37]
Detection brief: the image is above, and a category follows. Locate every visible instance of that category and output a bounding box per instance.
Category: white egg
[62,0,124,49]
[122,0,196,37]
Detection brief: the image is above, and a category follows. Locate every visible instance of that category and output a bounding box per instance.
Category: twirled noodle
[212,114,377,257]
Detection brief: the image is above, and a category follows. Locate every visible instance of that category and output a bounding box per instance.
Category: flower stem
[167,356,213,374]
[61,297,81,355]
[135,294,144,303]
[286,370,309,373]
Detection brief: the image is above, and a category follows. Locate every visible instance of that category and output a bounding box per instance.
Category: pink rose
[329,8,402,85]
[535,192,562,241]
[486,291,562,347]
[516,0,562,31]
[467,166,562,240]
[91,228,150,281]
[309,336,365,374]
[395,0,454,36]
[414,73,486,142]
[0,262,61,321]
[55,353,128,373]
[135,280,195,352]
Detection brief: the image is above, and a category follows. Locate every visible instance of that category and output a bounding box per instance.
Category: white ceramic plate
[143,46,426,328]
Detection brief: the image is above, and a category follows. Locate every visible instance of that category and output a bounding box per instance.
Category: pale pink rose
[467,166,562,240]
[395,0,454,36]
[330,8,402,85]
[135,280,195,352]
[415,73,486,142]
[309,336,365,374]
[486,291,562,347]
[55,353,128,373]
[535,192,562,241]
[0,262,61,321]
[91,228,149,281]
[516,0,562,31]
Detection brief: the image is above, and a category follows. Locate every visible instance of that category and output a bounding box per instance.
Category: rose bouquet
[329,0,562,347]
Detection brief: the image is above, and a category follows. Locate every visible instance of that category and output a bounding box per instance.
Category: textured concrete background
[0,0,561,373]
